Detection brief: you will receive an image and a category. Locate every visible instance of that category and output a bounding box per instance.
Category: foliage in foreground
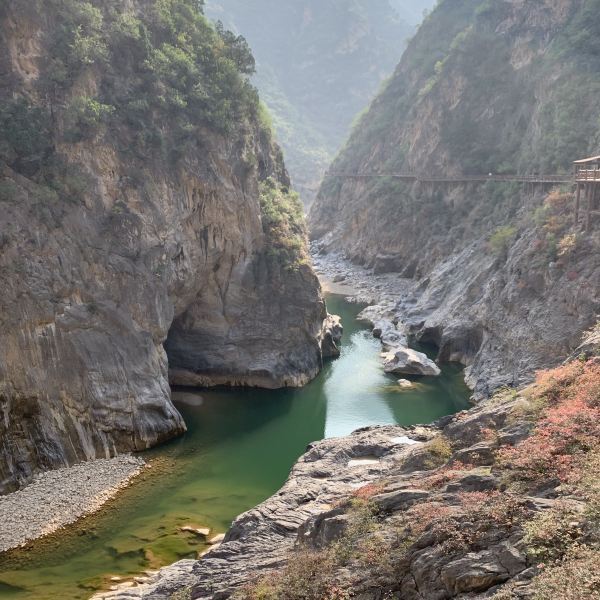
[234,498,378,600]
[235,550,343,600]
[530,545,600,600]
[497,359,600,489]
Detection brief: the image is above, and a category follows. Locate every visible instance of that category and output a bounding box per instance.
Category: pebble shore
[311,243,414,305]
[0,455,145,553]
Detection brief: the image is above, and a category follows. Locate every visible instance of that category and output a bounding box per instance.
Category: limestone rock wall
[0,1,329,493]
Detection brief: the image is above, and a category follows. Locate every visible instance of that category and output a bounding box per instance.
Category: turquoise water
[0,295,470,599]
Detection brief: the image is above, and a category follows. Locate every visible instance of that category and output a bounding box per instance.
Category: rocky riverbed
[313,243,415,305]
[0,455,144,553]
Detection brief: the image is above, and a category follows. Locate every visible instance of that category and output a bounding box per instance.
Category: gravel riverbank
[312,244,414,305]
[0,455,145,553]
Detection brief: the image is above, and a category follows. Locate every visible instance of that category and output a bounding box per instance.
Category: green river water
[0,295,470,600]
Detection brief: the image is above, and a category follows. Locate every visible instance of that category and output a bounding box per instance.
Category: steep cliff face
[310,0,600,395]
[205,0,433,206]
[0,0,331,493]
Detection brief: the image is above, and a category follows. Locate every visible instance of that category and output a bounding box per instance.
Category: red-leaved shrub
[420,461,472,490]
[498,361,600,483]
[352,483,385,500]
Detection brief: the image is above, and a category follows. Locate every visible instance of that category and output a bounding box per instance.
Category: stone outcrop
[320,314,344,359]
[572,322,600,359]
[309,0,600,396]
[382,347,441,376]
[92,425,435,599]
[0,1,333,493]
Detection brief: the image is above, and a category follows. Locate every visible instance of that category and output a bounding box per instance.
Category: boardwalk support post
[589,182,599,232]
[586,183,592,232]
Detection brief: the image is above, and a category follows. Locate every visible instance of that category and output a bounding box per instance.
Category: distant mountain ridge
[205,0,435,206]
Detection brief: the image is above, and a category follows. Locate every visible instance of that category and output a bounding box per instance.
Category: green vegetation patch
[42,0,259,151]
[1,0,264,201]
[259,178,308,270]
[488,225,517,257]
[0,97,53,176]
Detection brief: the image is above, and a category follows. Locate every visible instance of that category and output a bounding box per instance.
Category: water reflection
[321,296,470,437]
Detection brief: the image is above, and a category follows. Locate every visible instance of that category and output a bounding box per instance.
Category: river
[0,294,470,599]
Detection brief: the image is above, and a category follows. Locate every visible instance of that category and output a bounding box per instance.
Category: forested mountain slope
[0,0,332,493]
[205,0,435,206]
[310,0,600,395]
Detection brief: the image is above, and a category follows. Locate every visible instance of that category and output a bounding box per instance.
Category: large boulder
[440,543,527,595]
[321,314,343,358]
[383,347,441,376]
[373,319,408,350]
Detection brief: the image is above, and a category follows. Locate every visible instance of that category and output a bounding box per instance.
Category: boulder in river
[373,320,408,350]
[383,347,441,376]
[397,379,415,389]
[321,314,344,358]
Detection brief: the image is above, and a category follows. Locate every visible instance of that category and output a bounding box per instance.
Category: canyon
[310,0,600,397]
[1,0,600,599]
[204,0,435,206]
[107,1,600,598]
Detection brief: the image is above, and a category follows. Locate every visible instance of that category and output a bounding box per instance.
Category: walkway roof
[574,155,600,164]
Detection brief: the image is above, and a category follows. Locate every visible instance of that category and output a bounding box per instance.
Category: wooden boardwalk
[325,171,573,184]
[326,154,600,231]
[574,156,600,230]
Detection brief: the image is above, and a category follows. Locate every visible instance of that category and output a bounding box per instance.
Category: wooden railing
[575,168,600,183]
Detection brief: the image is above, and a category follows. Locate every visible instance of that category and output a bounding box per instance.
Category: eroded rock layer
[0,1,330,493]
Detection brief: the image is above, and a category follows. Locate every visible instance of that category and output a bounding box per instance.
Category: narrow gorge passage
[0,295,470,600]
